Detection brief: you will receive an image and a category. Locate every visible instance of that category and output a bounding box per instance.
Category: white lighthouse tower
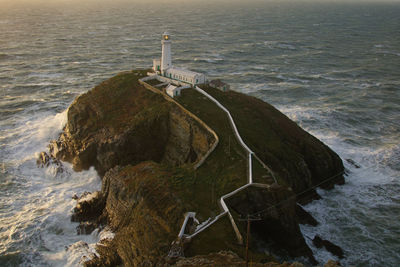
[161,32,172,75]
[152,32,206,90]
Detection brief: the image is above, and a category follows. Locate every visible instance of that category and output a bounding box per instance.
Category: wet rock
[295,204,318,226]
[71,191,105,223]
[36,151,65,175]
[346,158,361,168]
[37,152,51,167]
[77,221,97,235]
[313,235,344,259]
[83,239,122,267]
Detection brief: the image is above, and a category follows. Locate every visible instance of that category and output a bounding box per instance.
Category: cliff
[49,70,216,177]
[42,70,345,266]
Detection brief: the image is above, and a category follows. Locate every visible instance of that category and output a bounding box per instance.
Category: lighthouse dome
[162,31,170,41]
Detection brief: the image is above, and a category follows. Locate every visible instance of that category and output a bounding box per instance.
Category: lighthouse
[161,32,172,75]
[152,32,206,87]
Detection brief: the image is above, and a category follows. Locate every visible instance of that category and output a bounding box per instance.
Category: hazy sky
[1,0,400,3]
[1,0,400,10]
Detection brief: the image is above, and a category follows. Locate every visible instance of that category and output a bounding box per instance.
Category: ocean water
[0,0,399,266]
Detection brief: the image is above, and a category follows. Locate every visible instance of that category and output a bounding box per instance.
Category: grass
[70,69,170,135]
[166,86,279,256]
[196,85,316,188]
[168,88,249,219]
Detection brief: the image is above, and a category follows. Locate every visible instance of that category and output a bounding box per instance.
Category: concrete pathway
[176,86,277,244]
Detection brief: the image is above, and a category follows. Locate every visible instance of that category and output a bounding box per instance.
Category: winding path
[178,86,277,244]
[140,75,276,244]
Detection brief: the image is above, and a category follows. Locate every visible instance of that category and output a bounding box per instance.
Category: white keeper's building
[153,32,206,87]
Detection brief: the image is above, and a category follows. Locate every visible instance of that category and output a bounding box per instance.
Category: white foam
[0,107,104,265]
[280,106,400,265]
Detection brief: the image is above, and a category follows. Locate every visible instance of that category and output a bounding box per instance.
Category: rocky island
[39,69,345,266]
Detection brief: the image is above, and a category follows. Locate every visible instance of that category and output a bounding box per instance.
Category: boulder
[313,235,344,259]
[295,204,318,226]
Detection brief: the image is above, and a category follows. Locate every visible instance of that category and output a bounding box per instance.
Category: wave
[0,110,102,266]
[264,40,297,50]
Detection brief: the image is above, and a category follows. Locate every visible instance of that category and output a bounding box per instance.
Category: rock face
[71,191,106,235]
[296,204,318,226]
[49,72,216,177]
[88,162,185,266]
[313,235,344,259]
[44,71,346,266]
[226,184,317,264]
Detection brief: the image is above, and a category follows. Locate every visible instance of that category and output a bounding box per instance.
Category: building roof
[165,67,204,79]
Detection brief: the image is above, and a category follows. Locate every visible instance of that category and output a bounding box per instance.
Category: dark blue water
[1,1,399,266]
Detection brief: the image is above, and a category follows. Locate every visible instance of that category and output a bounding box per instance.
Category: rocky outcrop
[36,151,64,175]
[226,184,317,265]
[48,72,216,176]
[313,235,344,259]
[296,204,318,226]
[42,71,346,266]
[71,191,106,235]
[84,162,185,266]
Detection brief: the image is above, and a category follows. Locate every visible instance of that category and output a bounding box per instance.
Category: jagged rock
[226,185,317,265]
[36,151,65,174]
[37,151,51,167]
[83,239,122,267]
[71,191,105,223]
[313,235,344,259]
[76,221,97,235]
[94,162,185,265]
[295,204,318,226]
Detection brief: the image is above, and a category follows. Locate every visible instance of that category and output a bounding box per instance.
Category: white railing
[175,85,275,245]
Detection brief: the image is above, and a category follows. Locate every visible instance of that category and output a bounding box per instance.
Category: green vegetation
[70,69,168,134]
[168,88,249,217]
[196,85,312,188]
[166,87,274,256]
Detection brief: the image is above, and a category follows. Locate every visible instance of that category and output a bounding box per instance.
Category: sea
[0,0,399,266]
